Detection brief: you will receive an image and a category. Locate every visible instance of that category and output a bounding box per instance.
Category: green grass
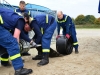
[75,24,100,29]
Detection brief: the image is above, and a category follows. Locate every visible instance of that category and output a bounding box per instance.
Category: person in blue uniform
[15,0,31,17]
[0,1,31,66]
[57,11,79,54]
[0,13,35,67]
[98,0,100,13]
[19,14,63,61]
[0,8,33,75]
[14,0,31,56]
[29,14,57,66]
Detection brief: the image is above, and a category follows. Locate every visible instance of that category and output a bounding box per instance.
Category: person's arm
[66,16,71,34]
[32,34,37,40]
[57,23,60,35]
[30,21,42,44]
[20,31,31,42]
[13,18,25,42]
[13,28,20,42]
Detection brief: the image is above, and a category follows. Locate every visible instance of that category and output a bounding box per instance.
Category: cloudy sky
[2,0,99,18]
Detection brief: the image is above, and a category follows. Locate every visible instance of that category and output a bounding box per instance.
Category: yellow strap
[46,14,48,23]
[41,28,44,34]
[0,57,9,61]
[57,16,68,23]
[29,17,33,24]
[0,15,4,24]
[73,42,78,45]
[10,53,21,60]
[14,9,16,12]
[42,49,50,52]
[28,11,30,15]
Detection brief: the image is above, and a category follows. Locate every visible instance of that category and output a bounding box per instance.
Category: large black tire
[56,35,73,55]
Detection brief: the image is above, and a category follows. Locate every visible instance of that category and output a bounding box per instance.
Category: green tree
[71,17,75,23]
[75,14,85,25]
[84,15,96,24]
[94,18,100,25]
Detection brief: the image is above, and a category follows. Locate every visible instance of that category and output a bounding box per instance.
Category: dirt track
[0,29,100,75]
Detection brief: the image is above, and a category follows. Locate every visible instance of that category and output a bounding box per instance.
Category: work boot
[15,68,33,75]
[1,61,11,67]
[37,53,49,67]
[32,54,43,60]
[75,48,79,54]
[49,48,63,57]
[21,52,31,56]
[32,50,43,60]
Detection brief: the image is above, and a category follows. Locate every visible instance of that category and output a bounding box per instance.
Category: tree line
[72,14,100,25]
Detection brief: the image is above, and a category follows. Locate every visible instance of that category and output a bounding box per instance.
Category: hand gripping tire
[56,35,73,55]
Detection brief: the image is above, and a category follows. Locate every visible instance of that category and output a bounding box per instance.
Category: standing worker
[57,11,79,54]
[0,8,33,75]
[15,0,31,16]
[15,0,31,56]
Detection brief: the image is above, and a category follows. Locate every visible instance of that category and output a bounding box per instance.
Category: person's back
[34,14,55,30]
[0,8,23,30]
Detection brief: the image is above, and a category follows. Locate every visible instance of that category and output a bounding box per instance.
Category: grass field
[75,24,100,29]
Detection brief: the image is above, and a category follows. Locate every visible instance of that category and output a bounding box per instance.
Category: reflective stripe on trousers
[0,26,23,70]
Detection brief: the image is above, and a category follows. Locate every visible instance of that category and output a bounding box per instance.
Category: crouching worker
[23,14,58,66]
[0,8,32,75]
[57,11,79,54]
[21,13,62,60]
[30,14,57,66]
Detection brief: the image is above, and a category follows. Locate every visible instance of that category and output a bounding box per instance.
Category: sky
[1,0,100,18]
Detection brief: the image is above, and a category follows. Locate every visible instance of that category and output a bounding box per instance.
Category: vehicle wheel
[56,35,73,55]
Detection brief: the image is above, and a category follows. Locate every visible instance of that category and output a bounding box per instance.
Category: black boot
[32,54,43,60]
[15,68,33,75]
[32,51,43,60]
[49,48,63,57]
[75,48,79,54]
[21,52,31,56]
[32,46,43,60]
[37,53,49,67]
[1,61,11,67]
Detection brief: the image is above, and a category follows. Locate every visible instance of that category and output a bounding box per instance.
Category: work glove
[65,34,70,39]
[32,42,37,47]
[30,40,37,47]
[56,35,60,39]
